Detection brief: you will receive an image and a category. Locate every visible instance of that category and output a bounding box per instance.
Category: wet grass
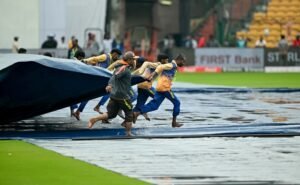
[0,140,149,185]
[176,72,300,88]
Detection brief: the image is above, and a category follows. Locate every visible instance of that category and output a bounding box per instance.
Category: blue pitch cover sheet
[0,54,145,123]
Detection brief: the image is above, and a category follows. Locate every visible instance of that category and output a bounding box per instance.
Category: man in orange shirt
[133,54,186,127]
[132,54,169,121]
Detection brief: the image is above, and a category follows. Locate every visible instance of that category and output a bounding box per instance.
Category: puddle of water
[224,117,245,122]
[207,116,221,119]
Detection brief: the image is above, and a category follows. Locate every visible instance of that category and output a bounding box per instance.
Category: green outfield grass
[176,72,300,88]
[0,140,149,185]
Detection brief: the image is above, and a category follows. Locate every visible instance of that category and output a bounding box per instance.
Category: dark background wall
[107,0,221,45]
[126,0,153,29]
[152,0,180,40]
[189,0,220,18]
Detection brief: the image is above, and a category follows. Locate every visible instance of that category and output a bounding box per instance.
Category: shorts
[106,97,133,122]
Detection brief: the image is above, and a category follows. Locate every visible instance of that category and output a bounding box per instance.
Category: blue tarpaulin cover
[0,54,145,123]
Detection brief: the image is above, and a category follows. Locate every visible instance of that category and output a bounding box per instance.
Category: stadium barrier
[178,66,222,73]
[265,66,300,73]
[264,48,300,72]
[265,48,300,67]
[194,48,264,72]
[1,48,300,72]
[171,47,300,72]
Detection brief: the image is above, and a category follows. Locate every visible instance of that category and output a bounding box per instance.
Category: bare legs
[121,121,133,136]
[88,113,108,128]
[89,113,132,136]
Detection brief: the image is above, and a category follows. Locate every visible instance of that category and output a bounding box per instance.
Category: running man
[133,54,186,127]
[92,56,140,121]
[88,51,137,136]
[132,54,169,121]
[83,49,122,113]
[70,50,89,120]
[77,49,122,117]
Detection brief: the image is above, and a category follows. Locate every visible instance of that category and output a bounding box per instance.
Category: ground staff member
[133,54,186,128]
[71,49,122,121]
[88,51,137,136]
[132,54,169,121]
[83,49,122,114]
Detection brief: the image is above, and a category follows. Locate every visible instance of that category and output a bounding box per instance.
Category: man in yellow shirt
[70,49,122,120]
[83,48,122,67]
[83,49,122,115]
[133,54,186,127]
[132,54,169,120]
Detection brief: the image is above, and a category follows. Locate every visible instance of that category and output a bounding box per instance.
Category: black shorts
[106,97,133,122]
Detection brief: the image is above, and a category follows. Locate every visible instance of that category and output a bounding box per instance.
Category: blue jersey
[161,62,177,79]
[98,53,111,68]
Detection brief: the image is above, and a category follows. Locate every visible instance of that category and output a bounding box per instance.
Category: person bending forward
[88,51,137,136]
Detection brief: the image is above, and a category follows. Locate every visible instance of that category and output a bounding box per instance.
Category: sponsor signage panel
[195,48,264,70]
[265,48,300,66]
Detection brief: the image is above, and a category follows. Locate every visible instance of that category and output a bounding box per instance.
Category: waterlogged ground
[3,82,300,184]
[31,137,300,185]
[2,83,300,131]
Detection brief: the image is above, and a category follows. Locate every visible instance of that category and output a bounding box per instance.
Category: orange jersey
[155,61,177,92]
